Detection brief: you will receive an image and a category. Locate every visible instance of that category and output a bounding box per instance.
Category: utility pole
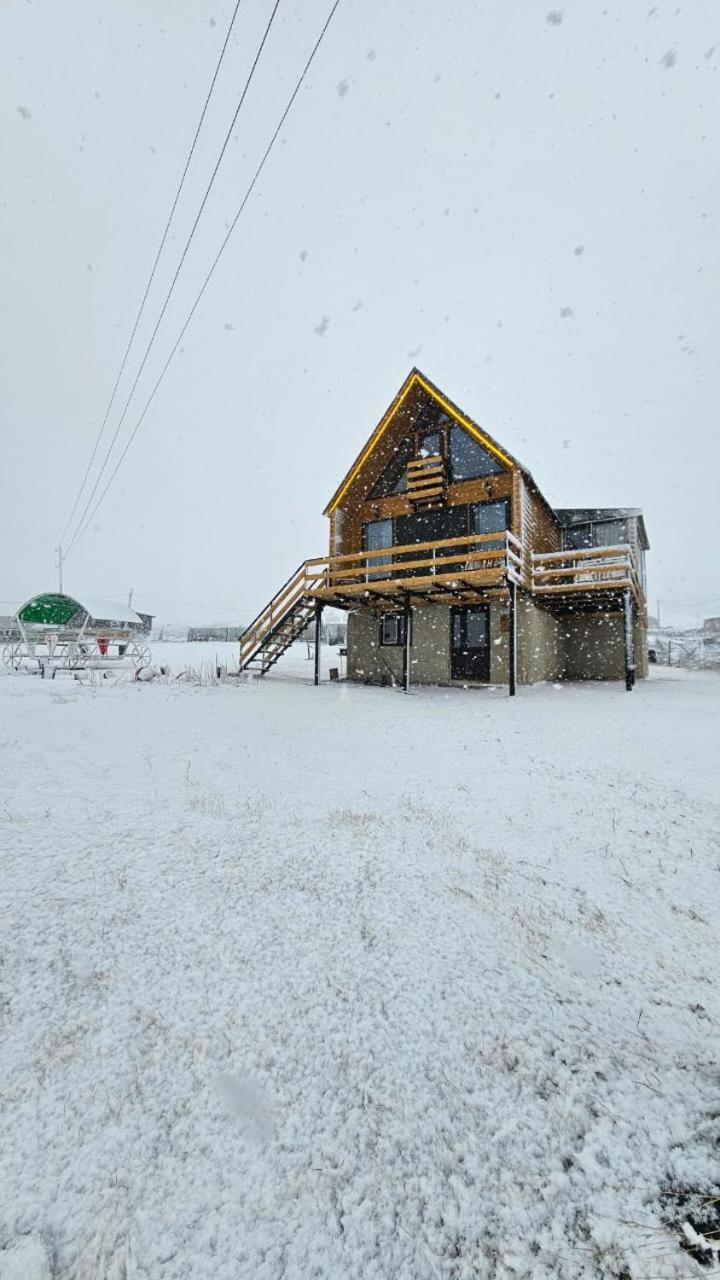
[56,546,64,593]
[128,587,134,610]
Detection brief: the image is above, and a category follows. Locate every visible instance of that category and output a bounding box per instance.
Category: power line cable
[65,0,283,555]
[66,0,342,557]
[58,0,245,550]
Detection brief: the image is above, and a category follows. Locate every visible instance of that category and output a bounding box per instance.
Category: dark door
[451,606,490,681]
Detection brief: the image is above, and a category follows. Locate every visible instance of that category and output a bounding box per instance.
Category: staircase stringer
[239,563,322,674]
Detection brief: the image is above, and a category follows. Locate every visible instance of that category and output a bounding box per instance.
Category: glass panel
[466,609,488,648]
[369,438,413,498]
[449,425,504,481]
[563,524,592,550]
[380,613,406,646]
[471,501,508,534]
[363,518,393,580]
[381,615,399,645]
[593,519,628,547]
[394,506,469,571]
[363,519,393,551]
[418,430,441,457]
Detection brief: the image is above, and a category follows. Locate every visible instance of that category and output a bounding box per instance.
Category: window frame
[379,612,409,647]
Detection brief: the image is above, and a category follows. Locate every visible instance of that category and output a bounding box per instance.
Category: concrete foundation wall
[516,597,564,683]
[347,605,509,686]
[346,599,647,687]
[561,612,625,681]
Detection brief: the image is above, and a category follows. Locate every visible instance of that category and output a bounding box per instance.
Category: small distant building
[187,625,245,642]
[0,616,20,642]
[703,617,720,638]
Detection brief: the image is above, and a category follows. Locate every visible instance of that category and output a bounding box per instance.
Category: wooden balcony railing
[532,544,643,606]
[308,530,524,598]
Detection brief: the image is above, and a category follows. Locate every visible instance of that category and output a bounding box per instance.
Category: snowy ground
[1,651,719,1279]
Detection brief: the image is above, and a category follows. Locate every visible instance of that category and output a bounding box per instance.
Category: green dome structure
[5,594,151,676]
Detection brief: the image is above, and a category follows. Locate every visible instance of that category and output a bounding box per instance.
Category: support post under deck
[623,589,635,692]
[508,579,517,697]
[402,596,412,694]
[314,601,323,686]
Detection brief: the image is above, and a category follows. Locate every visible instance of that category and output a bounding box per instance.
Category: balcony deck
[299,535,643,612]
[306,531,524,608]
[532,544,644,614]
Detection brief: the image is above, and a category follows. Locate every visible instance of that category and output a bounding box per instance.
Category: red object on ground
[97,637,109,656]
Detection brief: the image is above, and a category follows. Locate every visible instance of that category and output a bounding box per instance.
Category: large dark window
[393,505,469,574]
[449,425,504,482]
[395,505,469,549]
[369,438,414,498]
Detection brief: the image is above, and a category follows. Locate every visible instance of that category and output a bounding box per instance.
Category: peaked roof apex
[324,368,519,515]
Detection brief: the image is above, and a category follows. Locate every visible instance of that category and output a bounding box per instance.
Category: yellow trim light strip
[327,373,513,513]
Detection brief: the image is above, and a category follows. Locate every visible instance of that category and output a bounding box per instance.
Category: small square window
[380,613,408,646]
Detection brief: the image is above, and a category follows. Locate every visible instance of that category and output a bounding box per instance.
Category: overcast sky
[1,0,718,625]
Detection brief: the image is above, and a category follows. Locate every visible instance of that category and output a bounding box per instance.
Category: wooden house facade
[240,371,649,693]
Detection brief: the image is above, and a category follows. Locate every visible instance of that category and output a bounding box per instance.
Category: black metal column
[623,589,635,692]
[508,579,517,697]
[314,601,323,686]
[402,596,412,694]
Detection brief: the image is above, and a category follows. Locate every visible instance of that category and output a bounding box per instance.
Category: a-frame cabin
[240,370,649,693]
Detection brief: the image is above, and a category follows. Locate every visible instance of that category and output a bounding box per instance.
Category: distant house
[187,625,245,642]
[239,370,649,693]
[703,618,720,648]
[0,616,20,642]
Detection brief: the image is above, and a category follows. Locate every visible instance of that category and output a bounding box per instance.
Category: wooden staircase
[239,563,321,675]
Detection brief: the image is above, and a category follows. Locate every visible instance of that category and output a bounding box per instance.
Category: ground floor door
[451,605,490,681]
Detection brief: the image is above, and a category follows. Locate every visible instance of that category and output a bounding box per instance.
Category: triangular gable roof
[324,368,521,515]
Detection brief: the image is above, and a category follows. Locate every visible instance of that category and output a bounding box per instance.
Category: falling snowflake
[574,244,585,256]
[660,49,677,69]
[560,306,574,319]
[336,79,350,98]
[314,316,330,338]
[17,106,31,120]
[546,10,564,25]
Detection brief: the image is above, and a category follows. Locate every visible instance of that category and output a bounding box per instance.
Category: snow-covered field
[1,652,719,1279]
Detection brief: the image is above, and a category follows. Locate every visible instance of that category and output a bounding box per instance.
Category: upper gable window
[448,425,504,482]
[419,430,442,457]
[369,437,414,499]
